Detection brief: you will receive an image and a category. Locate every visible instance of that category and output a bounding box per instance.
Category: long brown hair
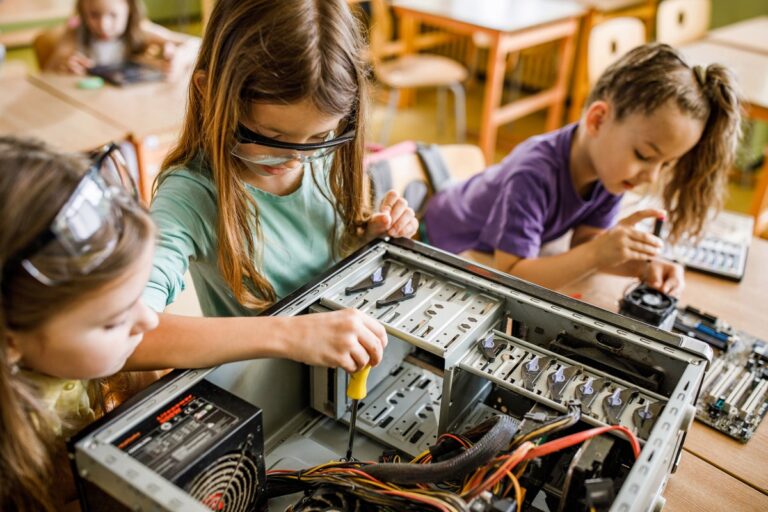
[76,0,148,56]
[158,0,370,310]
[587,43,742,242]
[0,137,154,512]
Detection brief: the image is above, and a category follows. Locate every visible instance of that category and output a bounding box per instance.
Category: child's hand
[286,309,388,373]
[366,190,419,240]
[643,259,685,297]
[158,40,198,81]
[590,209,665,269]
[62,52,93,75]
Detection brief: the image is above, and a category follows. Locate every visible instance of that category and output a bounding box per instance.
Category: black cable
[361,415,518,484]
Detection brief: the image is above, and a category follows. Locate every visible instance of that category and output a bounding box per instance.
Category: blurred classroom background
[1,0,767,233]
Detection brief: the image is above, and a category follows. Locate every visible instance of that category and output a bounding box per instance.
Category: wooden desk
[0,0,72,25]
[29,72,190,200]
[392,0,585,162]
[0,76,126,152]
[707,16,768,57]
[664,451,768,511]
[561,237,768,495]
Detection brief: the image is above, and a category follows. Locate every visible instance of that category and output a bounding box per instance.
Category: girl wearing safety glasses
[140,0,417,378]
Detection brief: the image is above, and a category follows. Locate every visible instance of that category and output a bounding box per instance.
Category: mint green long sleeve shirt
[142,159,339,316]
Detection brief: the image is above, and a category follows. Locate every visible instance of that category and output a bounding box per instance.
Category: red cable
[524,425,641,460]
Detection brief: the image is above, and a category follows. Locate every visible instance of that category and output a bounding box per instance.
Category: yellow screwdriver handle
[347,365,371,401]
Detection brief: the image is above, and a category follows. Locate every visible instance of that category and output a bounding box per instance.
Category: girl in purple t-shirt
[425,43,741,296]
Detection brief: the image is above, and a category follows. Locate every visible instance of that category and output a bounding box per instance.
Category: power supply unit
[69,375,266,512]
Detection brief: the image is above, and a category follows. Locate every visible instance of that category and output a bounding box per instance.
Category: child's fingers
[387,196,408,223]
[644,262,664,288]
[163,41,177,60]
[367,211,392,235]
[662,263,685,296]
[73,53,93,67]
[627,229,663,249]
[388,209,416,237]
[360,312,388,350]
[378,190,400,213]
[619,208,666,227]
[354,327,383,368]
[348,344,371,373]
[625,240,660,259]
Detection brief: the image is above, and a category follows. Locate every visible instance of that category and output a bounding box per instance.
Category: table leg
[547,28,578,131]
[568,10,595,122]
[397,14,418,106]
[479,32,507,162]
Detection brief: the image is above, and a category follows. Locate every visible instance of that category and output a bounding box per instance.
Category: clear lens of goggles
[20,145,140,286]
[231,144,336,167]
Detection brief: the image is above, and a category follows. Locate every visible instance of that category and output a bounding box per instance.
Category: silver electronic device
[70,239,712,511]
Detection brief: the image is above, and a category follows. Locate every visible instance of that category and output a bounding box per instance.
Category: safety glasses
[13,143,140,286]
[232,123,356,167]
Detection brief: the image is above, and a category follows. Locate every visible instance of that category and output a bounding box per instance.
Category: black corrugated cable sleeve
[361,414,518,484]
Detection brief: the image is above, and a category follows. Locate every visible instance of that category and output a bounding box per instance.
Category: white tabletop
[707,16,768,56]
[575,0,649,11]
[680,40,768,110]
[392,0,585,33]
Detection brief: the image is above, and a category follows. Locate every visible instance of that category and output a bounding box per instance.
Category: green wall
[144,0,201,22]
[711,0,768,28]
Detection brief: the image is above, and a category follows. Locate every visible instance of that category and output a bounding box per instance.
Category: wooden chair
[751,149,768,238]
[32,25,66,70]
[365,141,485,219]
[569,17,647,118]
[369,0,468,145]
[656,0,710,46]
[567,0,656,122]
[587,17,646,85]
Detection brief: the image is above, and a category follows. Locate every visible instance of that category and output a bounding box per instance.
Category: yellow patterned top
[22,370,96,438]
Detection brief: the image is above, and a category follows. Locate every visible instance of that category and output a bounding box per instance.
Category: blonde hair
[158,0,370,310]
[75,0,149,56]
[0,137,154,511]
[587,43,742,242]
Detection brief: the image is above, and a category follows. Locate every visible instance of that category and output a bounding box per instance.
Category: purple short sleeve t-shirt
[424,123,621,258]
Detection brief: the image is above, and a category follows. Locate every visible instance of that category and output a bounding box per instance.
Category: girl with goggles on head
[0,136,158,511]
[140,0,418,378]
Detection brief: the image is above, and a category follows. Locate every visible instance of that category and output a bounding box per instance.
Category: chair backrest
[33,25,66,70]
[588,17,647,85]
[656,0,710,46]
[366,142,486,216]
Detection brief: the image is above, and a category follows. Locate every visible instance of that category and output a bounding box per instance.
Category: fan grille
[185,450,261,512]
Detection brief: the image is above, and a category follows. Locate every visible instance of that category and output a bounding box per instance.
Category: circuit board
[674,307,768,442]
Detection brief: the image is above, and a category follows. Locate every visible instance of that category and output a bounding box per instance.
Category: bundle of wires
[266,406,641,512]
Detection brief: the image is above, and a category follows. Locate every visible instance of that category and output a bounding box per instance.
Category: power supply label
[113,394,240,478]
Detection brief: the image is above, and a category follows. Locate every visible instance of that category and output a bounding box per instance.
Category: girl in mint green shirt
[137,0,418,376]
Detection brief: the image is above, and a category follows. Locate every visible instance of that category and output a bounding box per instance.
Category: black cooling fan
[619,284,678,328]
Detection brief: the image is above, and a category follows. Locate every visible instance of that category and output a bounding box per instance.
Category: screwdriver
[345,365,371,461]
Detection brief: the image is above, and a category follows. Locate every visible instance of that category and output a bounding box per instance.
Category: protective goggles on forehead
[232,123,356,167]
[11,143,140,286]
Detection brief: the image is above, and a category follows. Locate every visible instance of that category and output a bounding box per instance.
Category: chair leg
[449,83,467,143]
[380,88,400,146]
[436,86,447,136]
[751,148,768,237]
